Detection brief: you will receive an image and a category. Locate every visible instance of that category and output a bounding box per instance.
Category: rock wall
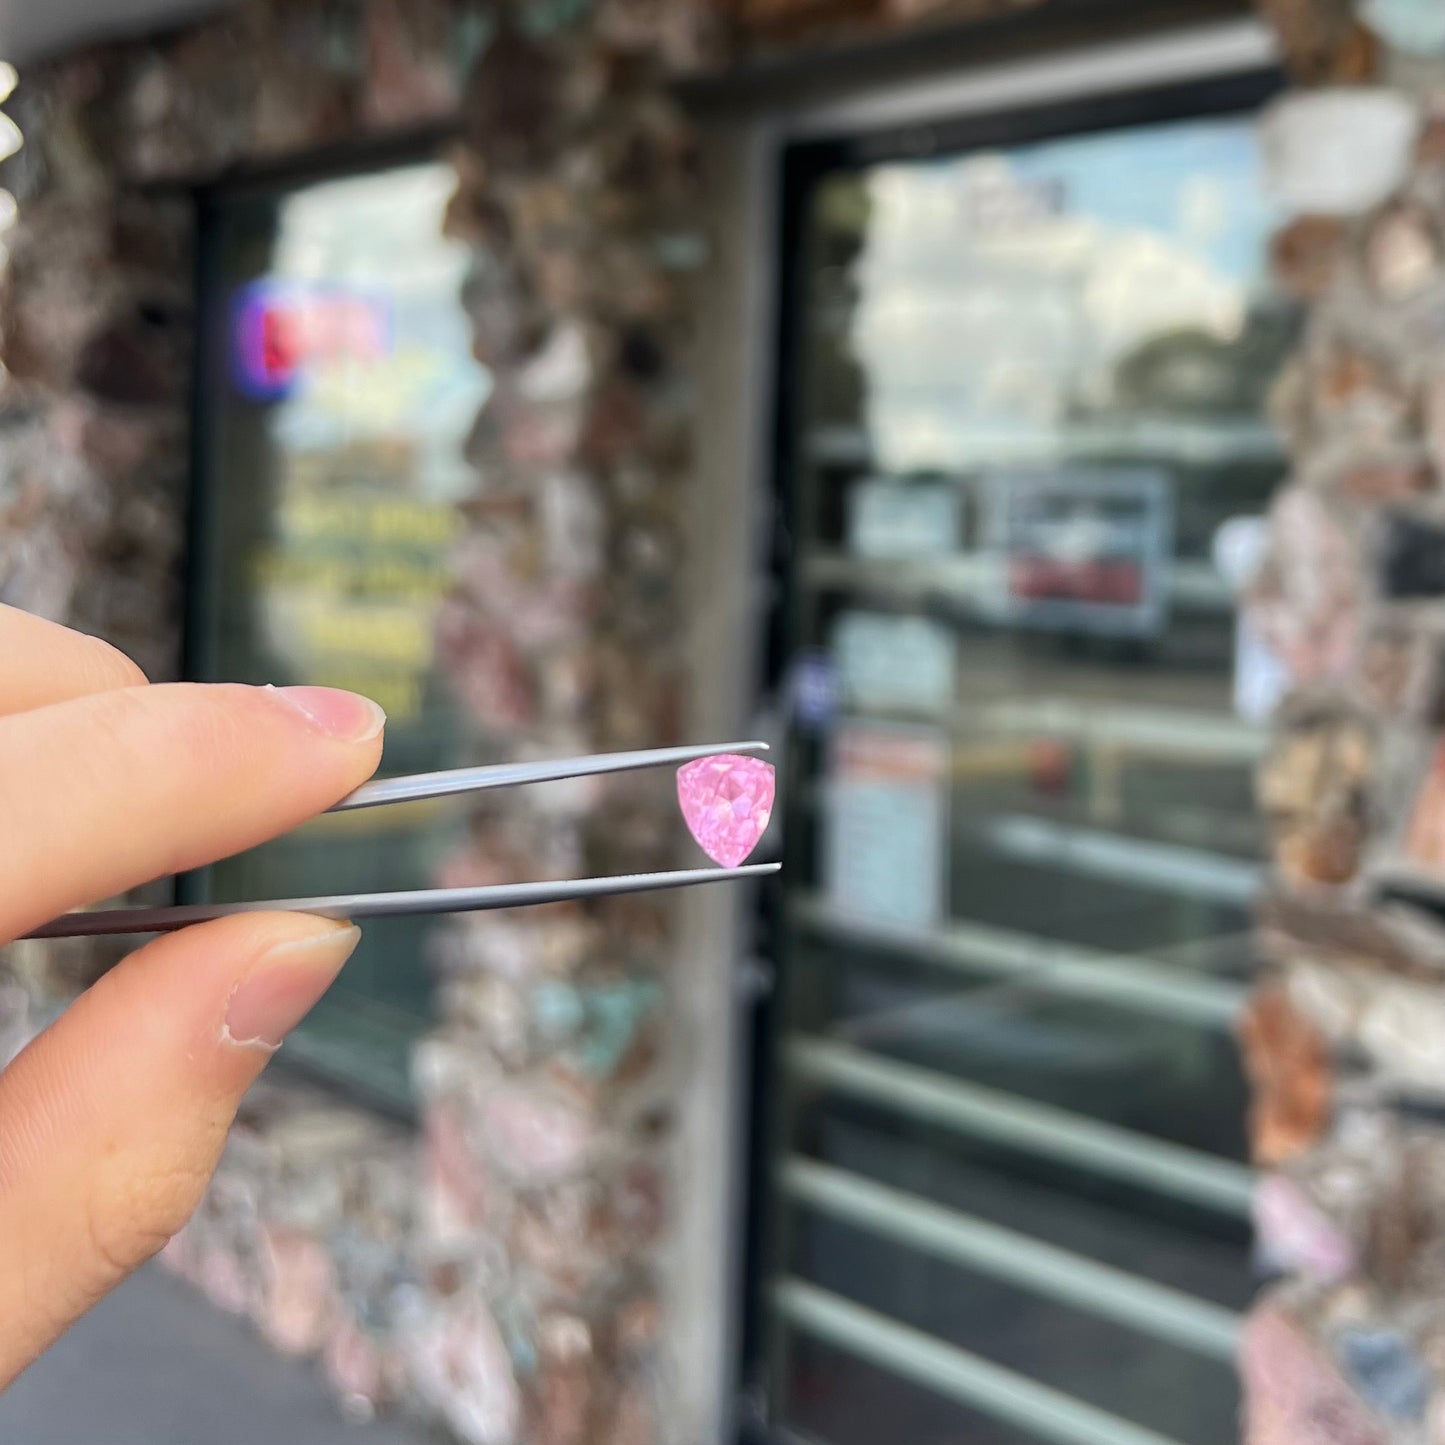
[1242,1,1445,1439]
[0,3,710,1441]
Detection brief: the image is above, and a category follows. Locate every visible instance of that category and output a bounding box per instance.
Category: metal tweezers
[25,741,779,939]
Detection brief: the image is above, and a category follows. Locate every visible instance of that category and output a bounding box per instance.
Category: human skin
[0,603,384,1386]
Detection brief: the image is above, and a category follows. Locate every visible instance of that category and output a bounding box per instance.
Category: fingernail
[267,685,386,742]
[223,923,361,1051]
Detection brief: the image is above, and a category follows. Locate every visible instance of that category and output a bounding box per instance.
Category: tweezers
[24,740,780,939]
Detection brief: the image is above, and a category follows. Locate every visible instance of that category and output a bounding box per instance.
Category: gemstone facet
[677,754,776,868]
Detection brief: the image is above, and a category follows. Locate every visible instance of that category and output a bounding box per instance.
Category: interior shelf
[787,1037,1255,1218]
[775,1280,1191,1445]
[793,893,1249,1029]
[826,694,1265,765]
[781,1159,1241,1361]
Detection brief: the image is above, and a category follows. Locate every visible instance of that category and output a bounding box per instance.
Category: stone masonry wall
[0,5,713,1440]
[1241,1,1445,1440]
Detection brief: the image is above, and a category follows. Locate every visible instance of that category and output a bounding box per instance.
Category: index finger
[0,682,385,941]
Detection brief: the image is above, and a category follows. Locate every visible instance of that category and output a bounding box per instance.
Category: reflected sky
[845,115,1281,472]
[270,163,491,501]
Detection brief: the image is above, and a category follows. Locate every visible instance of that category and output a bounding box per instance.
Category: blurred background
[0,1,1439,1443]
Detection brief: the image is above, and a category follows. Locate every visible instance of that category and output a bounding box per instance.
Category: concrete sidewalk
[0,1265,426,1445]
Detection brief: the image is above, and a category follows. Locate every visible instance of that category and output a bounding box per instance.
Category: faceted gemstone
[676,754,775,868]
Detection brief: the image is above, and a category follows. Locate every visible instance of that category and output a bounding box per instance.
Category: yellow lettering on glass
[278,496,460,547]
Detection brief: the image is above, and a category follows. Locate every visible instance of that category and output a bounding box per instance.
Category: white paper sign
[826,724,949,930]
[832,612,955,712]
[847,479,961,559]
[980,468,1172,639]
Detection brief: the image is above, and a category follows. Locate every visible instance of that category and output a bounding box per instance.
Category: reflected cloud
[844,119,1277,473]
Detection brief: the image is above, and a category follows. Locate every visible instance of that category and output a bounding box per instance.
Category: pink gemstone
[677,754,776,868]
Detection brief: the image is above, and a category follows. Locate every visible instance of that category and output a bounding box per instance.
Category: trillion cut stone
[677,754,775,868]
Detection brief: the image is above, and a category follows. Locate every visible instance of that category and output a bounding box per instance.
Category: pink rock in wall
[407,1299,521,1445]
[420,1098,491,1247]
[363,0,462,127]
[482,1084,598,1186]
[1241,1305,1387,1445]
[1254,1174,1357,1283]
[258,1224,338,1357]
[1246,488,1361,690]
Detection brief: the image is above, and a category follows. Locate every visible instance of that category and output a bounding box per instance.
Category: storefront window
[192,158,489,1109]
[764,89,1295,1443]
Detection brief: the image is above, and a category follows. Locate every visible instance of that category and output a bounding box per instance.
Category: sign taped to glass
[832,610,955,713]
[982,467,1173,638]
[825,722,949,930]
[846,478,960,559]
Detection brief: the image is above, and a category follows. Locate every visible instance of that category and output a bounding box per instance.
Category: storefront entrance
[747,25,1291,1445]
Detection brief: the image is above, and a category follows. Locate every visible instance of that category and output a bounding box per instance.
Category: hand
[0,605,384,1386]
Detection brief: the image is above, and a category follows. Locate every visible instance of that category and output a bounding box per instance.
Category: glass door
[756,69,1293,1445]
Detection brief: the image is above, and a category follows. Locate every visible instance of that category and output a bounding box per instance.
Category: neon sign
[231,281,393,402]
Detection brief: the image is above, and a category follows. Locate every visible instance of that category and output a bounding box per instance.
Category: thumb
[0,911,359,1385]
